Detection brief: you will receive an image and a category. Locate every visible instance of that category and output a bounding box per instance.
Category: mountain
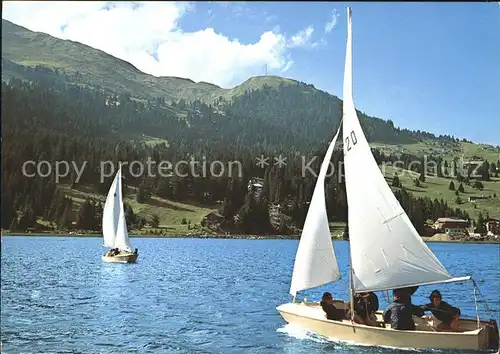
[1,19,298,104]
[2,18,478,150]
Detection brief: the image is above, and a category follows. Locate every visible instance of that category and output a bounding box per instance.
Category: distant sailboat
[101,165,138,263]
[276,7,498,351]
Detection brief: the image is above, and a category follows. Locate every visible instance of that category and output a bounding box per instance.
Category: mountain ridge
[2,18,498,151]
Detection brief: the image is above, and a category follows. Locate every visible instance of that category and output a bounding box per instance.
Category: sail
[102,166,121,248]
[342,7,452,293]
[114,207,132,252]
[112,166,132,252]
[289,125,342,296]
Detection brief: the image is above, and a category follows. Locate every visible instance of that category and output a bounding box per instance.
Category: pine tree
[475,213,486,234]
[151,214,160,228]
[458,183,465,193]
[76,200,97,230]
[392,173,401,188]
[479,161,491,181]
[472,181,484,190]
[17,206,36,230]
[155,179,170,199]
[448,181,455,191]
[9,216,19,231]
[437,160,444,178]
[236,193,272,233]
[2,203,17,230]
[59,200,73,229]
[419,169,426,182]
[136,183,149,203]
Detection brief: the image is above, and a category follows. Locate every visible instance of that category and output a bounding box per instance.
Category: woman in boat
[320,292,346,321]
[350,292,380,326]
[421,290,461,331]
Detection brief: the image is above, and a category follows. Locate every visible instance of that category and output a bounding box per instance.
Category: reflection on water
[98,262,127,301]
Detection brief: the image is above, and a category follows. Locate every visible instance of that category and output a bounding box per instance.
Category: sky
[2,1,499,146]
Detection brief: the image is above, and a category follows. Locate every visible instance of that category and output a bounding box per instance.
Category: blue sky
[182,2,500,146]
[3,1,499,145]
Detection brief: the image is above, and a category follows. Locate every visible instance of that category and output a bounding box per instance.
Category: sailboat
[101,165,138,263]
[276,7,499,351]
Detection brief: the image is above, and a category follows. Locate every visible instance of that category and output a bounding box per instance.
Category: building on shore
[432,217,469,238]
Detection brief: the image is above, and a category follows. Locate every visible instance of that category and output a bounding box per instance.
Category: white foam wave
[276,323,329,343]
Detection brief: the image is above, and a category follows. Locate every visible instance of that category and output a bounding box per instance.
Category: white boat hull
[277,302,499,351]
[101,252,138,263]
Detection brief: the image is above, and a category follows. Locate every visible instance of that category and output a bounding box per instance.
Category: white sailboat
[101,165,138,263]
[276,7,499,351]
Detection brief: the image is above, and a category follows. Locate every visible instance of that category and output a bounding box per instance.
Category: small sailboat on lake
[101,165,138,263]
[276,7,499,351]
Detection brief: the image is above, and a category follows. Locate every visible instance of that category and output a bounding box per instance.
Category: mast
[344,6,355,319]
[348,240,355,319]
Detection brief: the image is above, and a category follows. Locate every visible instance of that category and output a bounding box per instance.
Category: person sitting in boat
[320,292,346,321]
[395,286,425,317]
[420,290,461,331]
[383,289,422,330]
[351,292,380,326]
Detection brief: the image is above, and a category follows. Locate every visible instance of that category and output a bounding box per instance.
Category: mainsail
[341,7,452,293]
[102,165,132,252]
[289,126,342,296]
[114,206,132,252]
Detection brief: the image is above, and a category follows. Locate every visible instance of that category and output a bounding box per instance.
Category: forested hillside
[3,74,498,237]
[2,19,475,149]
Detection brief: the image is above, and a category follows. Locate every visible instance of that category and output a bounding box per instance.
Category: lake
[1,237,499,353]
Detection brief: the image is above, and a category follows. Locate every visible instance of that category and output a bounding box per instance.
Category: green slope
[383,166,500,219]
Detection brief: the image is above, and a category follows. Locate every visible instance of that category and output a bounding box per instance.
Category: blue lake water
[1,237,499,353]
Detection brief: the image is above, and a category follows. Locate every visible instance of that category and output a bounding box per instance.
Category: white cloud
[288,25,314,48]
[324,9,339,33]
[1,1,317,88]
[286,25,325,49]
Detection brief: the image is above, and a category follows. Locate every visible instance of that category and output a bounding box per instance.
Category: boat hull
[277,302,499,351]
[101,252,138,263]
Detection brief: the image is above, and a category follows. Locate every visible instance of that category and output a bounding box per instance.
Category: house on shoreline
[432,217,469,238]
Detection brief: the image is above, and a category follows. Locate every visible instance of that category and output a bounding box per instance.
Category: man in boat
[349,292,380,326]
[420,290,461,331]
[383,289,423,330]
[395,286,425,317]
[320,292,346,321]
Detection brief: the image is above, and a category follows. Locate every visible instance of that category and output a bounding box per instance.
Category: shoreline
[2,231,499,244]
[1,231,300,240]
